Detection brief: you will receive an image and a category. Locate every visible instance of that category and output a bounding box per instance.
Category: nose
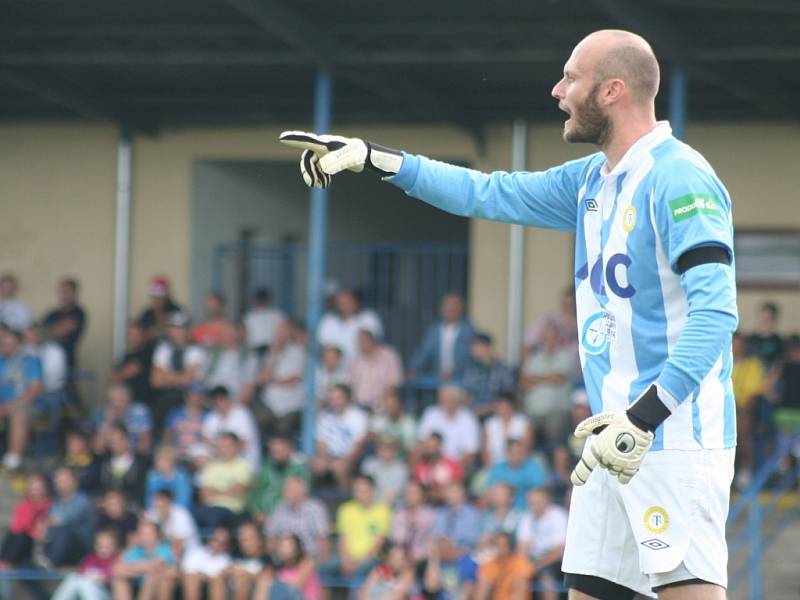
[552,78,564,99]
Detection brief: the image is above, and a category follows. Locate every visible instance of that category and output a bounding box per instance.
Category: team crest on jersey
[581,311,616,355]
[643,506,669,534]
[622,205,637,232]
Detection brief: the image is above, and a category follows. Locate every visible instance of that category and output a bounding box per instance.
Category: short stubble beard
[563,81,612,148]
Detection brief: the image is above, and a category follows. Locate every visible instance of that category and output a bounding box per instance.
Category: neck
[602,110,657,172]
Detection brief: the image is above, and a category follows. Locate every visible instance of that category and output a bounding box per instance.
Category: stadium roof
[2,0,799,137]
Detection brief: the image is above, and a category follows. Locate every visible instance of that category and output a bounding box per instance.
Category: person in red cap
[137,276,183,341]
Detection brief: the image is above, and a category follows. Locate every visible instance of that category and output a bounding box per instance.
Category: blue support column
[302,71,333,456]
[669,67,687,140]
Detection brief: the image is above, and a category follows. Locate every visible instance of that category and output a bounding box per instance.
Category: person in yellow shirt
[476,532,534,600]
[732,332,766,486]
[196,432,253,530]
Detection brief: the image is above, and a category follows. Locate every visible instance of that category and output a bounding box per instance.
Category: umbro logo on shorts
[641,538,670,551]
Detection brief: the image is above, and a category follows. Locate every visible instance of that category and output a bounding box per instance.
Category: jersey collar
[600,121,673,178]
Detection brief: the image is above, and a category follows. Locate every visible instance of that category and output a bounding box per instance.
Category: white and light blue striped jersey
[390,121,738,451]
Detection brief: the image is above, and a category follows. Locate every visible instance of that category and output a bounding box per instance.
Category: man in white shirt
[317,289,383,363]
[202,386,261,470]
[257,320,307,436]
[516,488,568,600]
[146,489,200,557]
[0,275,32,332]
[204,323,257,404]
[417,384,480,471]
[243,288,285,357]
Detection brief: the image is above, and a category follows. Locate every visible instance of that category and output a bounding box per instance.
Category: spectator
[23,322,67,404]
[417,384,480,471]
[145,489,200,560]
[112,519,177,600]
[516,488,568,600]
[552,389,591,493]
[137,275,183,340]
[42,277,86,372]
[43,467,94,566]
[773,336,800,451]
[519,321,575,448]
[317,289,383,363]
[257,320,307,436]
[266,475,330,559]
[191,291,234,348]
[312,383,368,490]
[747,301,784,368]
[248,433,310,525]
[410,292,474,382]
[368,387,417,453]
[51,529,119,600]
[390,480,436,566]
[480,483,522,537]
[256,533,322,600]
[111,322,156,409]
[422,534,482,600]
[217,521,268,600]
[359,543,415,600]
[412,433,464,503]
[0,274,32,332]
[150,311,206,430]
[430,482,481,562]
[91,423,150,506]
[163,384,207,463]
[732,331,766,486]
[482,392,532,467]
[522,286,577,354]
[195,432,253,530]
[485,439,548,509]
[316,345,349,402]
[204,322,258,404]
[62,430,94,490]
[0,323,43,471]
[181,527,232,600]
[243,288,286,357]
[463,332,514,418]
[202,385,261,470]
[144,445,193,510]
[0,473,51,568]
[94,383,153,456]
[95,490,139,548]
[361,435,409,505]
[475,532,534,600]
[350,328,403,411]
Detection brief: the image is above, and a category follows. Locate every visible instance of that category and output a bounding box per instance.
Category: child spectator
[62,430,95,490]
[368,387,417,453]
[475,532,534,600]
[42,467,94,566]
[195,432,253,530]
[144,445,192,510]
[359,543,415,600]
[316,345,349,402]
[218,522,269,600]
[361,435,409,505]
[112,519,177,600]
[202,385,261,470]
[94,383,153,456]
[181,527,232,600]
[145,490,200,560]
[51,529,119,600]
[247,432,309,525]
[95,490,139,548]
[163,384,207,463]
[0,473,51,568]
[258,534,321,600]
[482,393,532,467]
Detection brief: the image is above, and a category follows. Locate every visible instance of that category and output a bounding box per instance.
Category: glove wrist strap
[626,385,671,432]
[366,143,404,177]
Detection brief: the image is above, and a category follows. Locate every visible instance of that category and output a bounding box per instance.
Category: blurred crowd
[0,271,797,599]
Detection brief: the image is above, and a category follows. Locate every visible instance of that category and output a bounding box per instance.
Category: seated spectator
[482,393,532,467]
[195,432,253,530]
[773,336,800,447]
[0,473,51,568]
[202,385,261,470]
[350,328,403,411]
[422,535,481,600]
[522,286,578,355]
[181,527,232,600]
[0,323,43,471]
[361,435,409,505]
[247,433,310,526]
[417,384,480,472]
[409,292,474,382]
[486,439,548,509]
[412,433,464,503]
[519,321,576,449]
[94,383,153,456]
[516,488,568,600]
[43,467,94,566]
[62,430,94,490]
[51,529,119,600]
[150,311,206,430]
[475,532,534,600]
[145,445,193,510]
[317,289,383,364]
[42,277,86,374]
[204,321,257,404]
[390,480,436,566]
[137,275,183,341]
[90,423,150,507]
[243,288,286,357]
[112,519,177,600]
[23,322,67,417]
[463,332,514,419]
[430,482,481,563]
[481,483,522,537]
[145,489,200,560]
[256,320,307,436]
[217,521,268,600]
[110,322,155,408]
[192,291,234,348]
[95,490,138,549]
[266,476,330,560]
[552,389,591,493]
[316,345,349,402]
[312,384,368,490]
[732,331,766,487]
[747,301,784,368]
[163,384,207,463]
[359,543,415,600]
[368,387,417,453]
[255,533,321,600]
[0,274,32,332]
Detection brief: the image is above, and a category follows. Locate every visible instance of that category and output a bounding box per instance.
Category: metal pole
[748,501,763,600]
[112,125,133,362]
[506,120,527,365]
[302,71,333,456]
[669,67,687,140]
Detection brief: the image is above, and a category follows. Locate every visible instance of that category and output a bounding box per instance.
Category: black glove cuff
[365,142,404,176]
[626,385,671,432]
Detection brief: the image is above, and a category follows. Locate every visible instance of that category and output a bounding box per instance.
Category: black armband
[626,385,671,432]
[676,245,730,274]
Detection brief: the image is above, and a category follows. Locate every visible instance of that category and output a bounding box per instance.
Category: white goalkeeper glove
[570,385,671,486]
[279,131,404,189]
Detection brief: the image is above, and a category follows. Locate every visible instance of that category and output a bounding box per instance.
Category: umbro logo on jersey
[585,199,598,212]
[641,539,670,551]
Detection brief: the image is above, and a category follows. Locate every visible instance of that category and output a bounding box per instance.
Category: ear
[602,79,626,105]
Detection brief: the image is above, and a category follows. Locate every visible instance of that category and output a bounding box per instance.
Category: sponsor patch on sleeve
[669,193,720,222]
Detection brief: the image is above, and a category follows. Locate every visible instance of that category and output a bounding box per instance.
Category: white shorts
[562,445,735,598]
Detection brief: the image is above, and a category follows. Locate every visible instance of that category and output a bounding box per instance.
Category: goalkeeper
[281,30,737,600]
